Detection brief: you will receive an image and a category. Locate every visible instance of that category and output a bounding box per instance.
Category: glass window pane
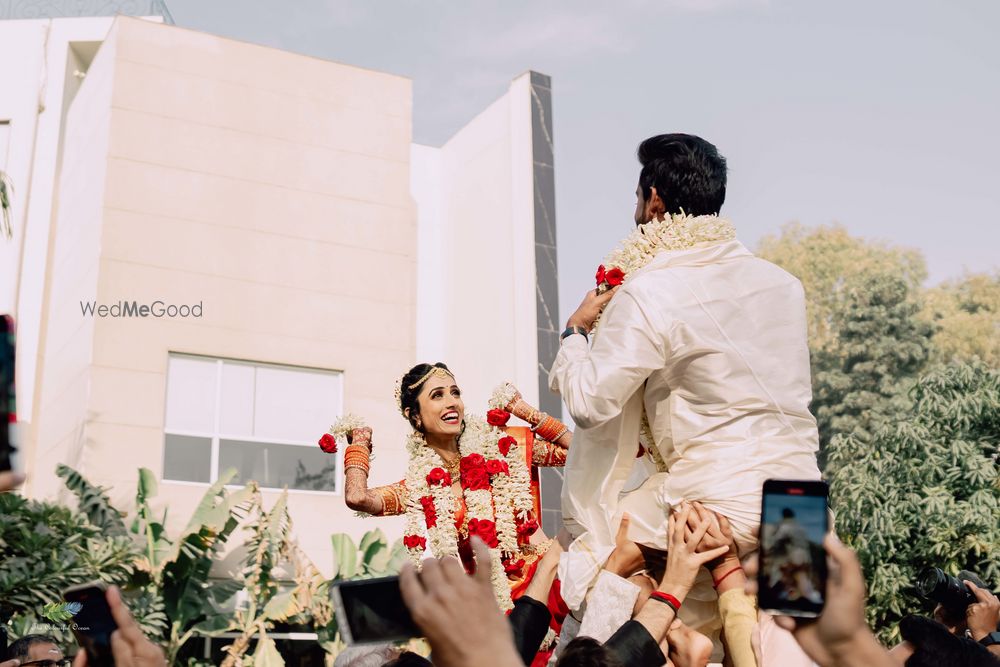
[253,366,341,442]
[219,439,337,492]
[163,434,212,482]
[219,361,254,437]
[165,355,217,433]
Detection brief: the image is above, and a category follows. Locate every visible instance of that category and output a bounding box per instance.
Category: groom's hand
[567,288,618,332]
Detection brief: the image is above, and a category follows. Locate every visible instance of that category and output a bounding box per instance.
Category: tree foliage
[826,361,1000,641]
[922,272,1000,366]
[757,222,927,354]
[811,273,933,451]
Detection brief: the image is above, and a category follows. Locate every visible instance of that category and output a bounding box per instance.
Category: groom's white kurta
[550,239,821,611]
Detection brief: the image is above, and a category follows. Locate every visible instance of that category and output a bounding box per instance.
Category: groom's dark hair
[637,133,727,216]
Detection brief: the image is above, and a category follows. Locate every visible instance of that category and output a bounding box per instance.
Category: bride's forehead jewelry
[394,367,454,414]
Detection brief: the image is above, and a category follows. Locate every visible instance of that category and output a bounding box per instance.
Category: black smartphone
[63,581,118,667]
[1,314,18,474]
[331,576,419,645]
[758,479,829,617]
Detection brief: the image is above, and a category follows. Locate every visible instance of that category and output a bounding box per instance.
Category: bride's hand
[349,426,373,451]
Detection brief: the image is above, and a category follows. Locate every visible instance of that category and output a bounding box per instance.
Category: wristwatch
[980,631,1000,647]
[560,325,588,341]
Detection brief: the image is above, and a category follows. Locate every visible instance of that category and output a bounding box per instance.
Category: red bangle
[649,591,682,613]
[713,566,744,588]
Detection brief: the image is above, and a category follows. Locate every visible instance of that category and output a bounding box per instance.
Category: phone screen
[758,479,829,617]
[64,584,117,667]
[332,576,419,645]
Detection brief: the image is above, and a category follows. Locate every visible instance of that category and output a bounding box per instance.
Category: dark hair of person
[637,133,727,216]
[900,615,1000,667]
[555,637,626,667]
[782,508,795,519]
[382,650,433,667]
[8,634,61,661]
[399,362,454,431]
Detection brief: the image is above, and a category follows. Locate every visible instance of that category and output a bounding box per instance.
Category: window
[163,354,342,492]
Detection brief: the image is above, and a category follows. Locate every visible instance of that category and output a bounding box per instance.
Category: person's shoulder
[746,255,806,293]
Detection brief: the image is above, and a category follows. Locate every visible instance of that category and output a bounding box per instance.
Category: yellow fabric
[718,589,758,667]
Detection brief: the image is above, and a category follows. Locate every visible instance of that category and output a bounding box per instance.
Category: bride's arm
[504,389,572,450]
[343,427,407,516]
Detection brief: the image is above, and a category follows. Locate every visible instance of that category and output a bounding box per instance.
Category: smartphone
[757,479,829,617]
[63,581,118,667]
[331,576,419,645]
[0,315,18,474]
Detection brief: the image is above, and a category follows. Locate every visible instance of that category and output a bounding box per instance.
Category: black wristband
[560,325,588,341]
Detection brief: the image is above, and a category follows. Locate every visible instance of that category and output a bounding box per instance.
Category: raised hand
[661,504,729,597]
[399,537,522,667]
[349,426,373,451]
[605,513,646,577]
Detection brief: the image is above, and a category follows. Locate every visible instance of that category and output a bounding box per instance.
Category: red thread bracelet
[713,566,744,588]
[649,591,682,613]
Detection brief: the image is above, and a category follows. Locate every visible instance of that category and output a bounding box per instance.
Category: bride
[323,362,571,612]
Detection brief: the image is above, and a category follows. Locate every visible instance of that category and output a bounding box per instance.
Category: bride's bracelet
[344,444,371,475]
[532,413,567,442]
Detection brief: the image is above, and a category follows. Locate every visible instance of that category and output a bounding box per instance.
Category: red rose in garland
[461,466,491,491]
[485,459,509,476]
[461,453,486,471]
[468,518,500,548]
[605,267,625,286]
[403,535,426,550]
[426,467,452,487]
[516,514,539,538]
[317,433,337,454]
[419,495,437,528]
[504,558,526,576]
[486,409,511,427]
[595,264,606,286]
[497,436,517,457]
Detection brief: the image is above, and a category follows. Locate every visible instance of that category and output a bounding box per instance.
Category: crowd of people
[2,132,998,667]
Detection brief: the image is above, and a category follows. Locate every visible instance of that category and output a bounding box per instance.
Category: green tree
[811,273,933,452]
[826,361,1000,642]
[922,271,1000,366]
[757,222,926,355]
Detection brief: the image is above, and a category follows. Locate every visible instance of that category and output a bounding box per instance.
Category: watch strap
[560,325,588,341]
[980,631,1000,647]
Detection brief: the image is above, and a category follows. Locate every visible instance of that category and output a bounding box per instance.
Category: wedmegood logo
[79,301,203,318]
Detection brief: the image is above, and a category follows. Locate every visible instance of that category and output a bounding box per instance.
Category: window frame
[162,353,343,496]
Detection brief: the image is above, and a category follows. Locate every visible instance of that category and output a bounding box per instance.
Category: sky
[165,0,1000,323]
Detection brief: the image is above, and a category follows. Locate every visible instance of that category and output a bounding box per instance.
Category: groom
[549,134,822,621]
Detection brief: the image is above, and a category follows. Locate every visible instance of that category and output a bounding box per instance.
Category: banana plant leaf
[251,627,285,667]
[330,534,358,580]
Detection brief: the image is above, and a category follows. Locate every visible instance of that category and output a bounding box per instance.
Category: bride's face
[416,375,465,438]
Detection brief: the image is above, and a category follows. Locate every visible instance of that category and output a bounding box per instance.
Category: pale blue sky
[167,0,999,322]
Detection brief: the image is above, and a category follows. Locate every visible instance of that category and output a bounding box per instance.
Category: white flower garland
[402,414,534,612]
[488,382,518,411]
[594,212,736,472]
[328,413,370,453]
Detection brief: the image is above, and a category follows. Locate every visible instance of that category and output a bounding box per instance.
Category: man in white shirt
[549,134,822,626]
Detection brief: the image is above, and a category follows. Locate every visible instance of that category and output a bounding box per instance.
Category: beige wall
[31,17,416,575]
[411,74,539,413]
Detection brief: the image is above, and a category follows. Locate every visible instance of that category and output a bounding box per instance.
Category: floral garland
[401,412,536,612]
[318,413,370,454]
[593,212,736,472]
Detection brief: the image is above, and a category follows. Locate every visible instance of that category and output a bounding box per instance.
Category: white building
[0,11,563,578]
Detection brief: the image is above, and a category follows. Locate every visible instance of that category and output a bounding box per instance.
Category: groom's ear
[646,186,667,221]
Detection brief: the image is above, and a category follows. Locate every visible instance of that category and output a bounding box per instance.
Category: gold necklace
[440,452,461,479]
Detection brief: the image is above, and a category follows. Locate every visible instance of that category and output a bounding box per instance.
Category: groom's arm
[549,288,667,429]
